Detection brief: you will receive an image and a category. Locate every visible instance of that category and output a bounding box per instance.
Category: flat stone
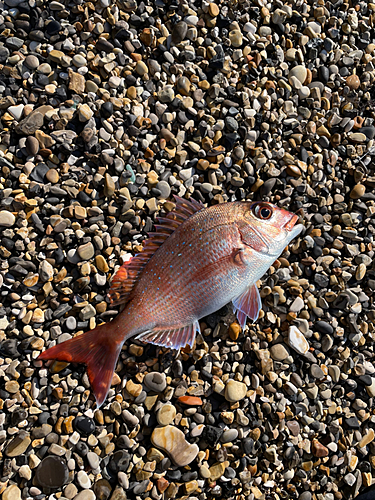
[26,136,39,156]
[36,456,69,488]
[172,21,188,44]
[16,111,43,135]
[289,65,307,85]
[288,326,309,355]
[157,404,176,426]
[78,242,95,260]
[151,425,199,466]
[73,491,96,500]
[8,104,24,121]
[5,431,31,457]
[225,380,247,402]
[0,211,15,227]
[177,396,202,405]
[104,173,115,197]
[270,344,289,361]
[2,485,21,500]
[359,429,375,448]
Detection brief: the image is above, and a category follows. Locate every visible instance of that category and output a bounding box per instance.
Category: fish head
[238,201,304,257]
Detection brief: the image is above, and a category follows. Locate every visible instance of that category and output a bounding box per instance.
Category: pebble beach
[1,0,375,498]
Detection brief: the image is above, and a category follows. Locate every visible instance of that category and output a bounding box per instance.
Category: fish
[38,197,303,407]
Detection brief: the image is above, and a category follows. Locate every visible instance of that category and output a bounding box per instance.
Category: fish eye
[253,203,273,220]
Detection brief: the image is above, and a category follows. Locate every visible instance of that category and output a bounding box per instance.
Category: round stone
[77,470,91,489]
[73,54,87,67]
[225,380,247,402]
[288,65,307,85]
[269,344,289,361]
[36,456,69,488]
[158,87,175,103]
[0,211,15,227]
[135,61,148,76]
[74,416,95,435]
[208,3,220,16]
[77,242,95,260]
[46,169,59,183]
[155,180,171,199]
[346,74,360,90]
[25,55,39,69]
[350,184,365,199]
[157,404,177,426]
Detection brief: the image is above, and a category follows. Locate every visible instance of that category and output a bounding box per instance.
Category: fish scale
[38,197,303,407]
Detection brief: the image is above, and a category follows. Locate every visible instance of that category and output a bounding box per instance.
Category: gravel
[1,0,375,498]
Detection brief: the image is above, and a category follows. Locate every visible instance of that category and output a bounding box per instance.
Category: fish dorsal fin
[108,196,204,306]
[136,320,201,350]
[233,284,262,329]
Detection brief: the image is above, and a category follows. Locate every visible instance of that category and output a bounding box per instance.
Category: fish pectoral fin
[233,284,262,329]
[136,321,200,350]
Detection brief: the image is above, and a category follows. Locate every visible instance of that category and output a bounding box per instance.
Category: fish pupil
[260,208,271,218]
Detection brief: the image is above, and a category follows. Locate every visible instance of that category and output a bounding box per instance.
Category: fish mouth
[268,215,303,257]
[283,214,304,241]
[283,214,299,231]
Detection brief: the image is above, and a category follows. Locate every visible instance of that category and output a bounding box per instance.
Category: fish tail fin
[38,323,124,408]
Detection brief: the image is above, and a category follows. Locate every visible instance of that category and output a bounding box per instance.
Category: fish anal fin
[233,284,262,329]
[108,197,205,307]
[136,321,199,350]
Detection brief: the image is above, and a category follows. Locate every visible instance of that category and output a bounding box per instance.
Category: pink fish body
[38,197,303,406]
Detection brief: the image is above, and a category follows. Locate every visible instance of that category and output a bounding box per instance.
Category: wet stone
[36,456,69,488]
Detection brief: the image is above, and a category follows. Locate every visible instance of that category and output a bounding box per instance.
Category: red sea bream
[38,197,303,406]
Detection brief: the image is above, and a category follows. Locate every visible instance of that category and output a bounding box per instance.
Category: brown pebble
[208,3,220,16]
[46,169,59,183]
[312,440,329,457]
[350,184,365,199]
[346,74,360,90]
[228,322,241,340]
[26,136,39,156]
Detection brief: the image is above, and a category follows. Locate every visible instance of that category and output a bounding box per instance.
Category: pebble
[269,344,289,361]
[288,326,309,355]
[151,425,199,467]
[0,211,15,227]
[2,486,21,500]
[5,431,31,456]
[157,404,176,426]
[0,0,374,497]
[144,372,167,392]
[225,380,247,402]
[36,456,69,488]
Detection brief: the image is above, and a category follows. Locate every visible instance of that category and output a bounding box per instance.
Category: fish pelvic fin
[136,320,200,350]
[38,322,123,408]
[233,284,262,329]
[108,196,205,307]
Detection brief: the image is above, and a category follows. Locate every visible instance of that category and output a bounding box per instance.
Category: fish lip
[283,214,299,232]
